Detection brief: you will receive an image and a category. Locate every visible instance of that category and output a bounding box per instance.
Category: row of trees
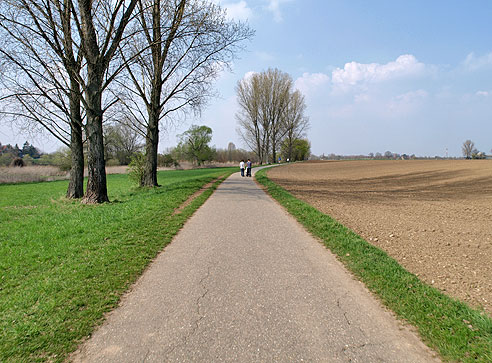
[171,133,310,166]
[236,68,310,164]
[0,0,253,202]
[316,152,417,160]
[1,122,309,170]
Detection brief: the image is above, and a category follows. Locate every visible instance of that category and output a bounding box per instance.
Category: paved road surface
[72,168,439,362]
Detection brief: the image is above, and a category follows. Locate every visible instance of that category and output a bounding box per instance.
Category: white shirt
[240,161,245,169]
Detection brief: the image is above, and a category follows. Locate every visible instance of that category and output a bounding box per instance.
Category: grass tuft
[256,168,492,363]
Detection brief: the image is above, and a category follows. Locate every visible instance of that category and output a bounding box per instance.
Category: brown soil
[267,160,492,314]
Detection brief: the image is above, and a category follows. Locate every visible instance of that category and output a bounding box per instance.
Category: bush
[106,158,121,167]
[128,152,146,186]
[0,153,15,167]
[158,153,179,168]
[10,158,25,167]
[472,151,486,159]
[51,149,72,171]
[22,155,34,166]
[32,154,54,166]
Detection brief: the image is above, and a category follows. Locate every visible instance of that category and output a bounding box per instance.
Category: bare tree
[236,73,265,163]
[462,140,475,159]
[282,90,309,161]
[236,68,306,164]
[77,0,139,202]
[0,0,85,198]
[117,0,253,186]
[0,0,140,202]
[104,122,143,164]
[261,69,292,164]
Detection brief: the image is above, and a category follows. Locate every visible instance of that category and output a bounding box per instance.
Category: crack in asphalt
[142,349,150,363]
[194,265,212,328]
[336,295,367,338]
[337,297,351,326]
[162,265,212,358]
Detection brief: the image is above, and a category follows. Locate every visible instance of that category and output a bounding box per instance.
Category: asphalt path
[72,167,439,362]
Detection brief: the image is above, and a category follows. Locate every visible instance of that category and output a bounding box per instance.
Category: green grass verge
[256,168,492,363]
[0,168,234,362]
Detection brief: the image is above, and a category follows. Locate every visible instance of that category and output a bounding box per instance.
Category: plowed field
[267,160,492,314]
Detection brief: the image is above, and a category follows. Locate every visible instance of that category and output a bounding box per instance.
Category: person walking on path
[246,159,252,177]
[239,160,245,177]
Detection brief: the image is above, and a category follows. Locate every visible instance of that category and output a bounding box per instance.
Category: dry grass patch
[0,165,67,184]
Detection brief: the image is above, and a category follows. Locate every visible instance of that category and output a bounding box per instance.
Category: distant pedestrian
[240,160,245,177]
[246,159,252,177]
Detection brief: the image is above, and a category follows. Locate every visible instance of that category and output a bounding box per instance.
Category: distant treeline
[1,139,261,169]
[311,152,463,161]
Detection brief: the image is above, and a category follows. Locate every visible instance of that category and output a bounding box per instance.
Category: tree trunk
[67,77,84,199]
[142,51,162,187]
[142,112,159,187]
[67,125,84,198]
[272,137,277,164]
[84,120,108,203]
[83,69,109,203]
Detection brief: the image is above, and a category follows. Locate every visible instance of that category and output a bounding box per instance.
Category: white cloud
[354,93,370,103]
[221,1,252,21]
[255,51,275,62]
[294,72,330,95]
[386,89,428,116]
[394,89,428,103]
[266,0,293,23]
[331,55,426,90]
[476,90,489,97]
[242,71,257,81]
[464,52,492,71]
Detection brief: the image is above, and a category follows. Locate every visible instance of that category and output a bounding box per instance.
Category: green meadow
[0,168,234,362]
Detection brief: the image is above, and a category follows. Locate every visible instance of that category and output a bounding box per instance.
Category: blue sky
[2,0,492,156]
[196,0,492,157]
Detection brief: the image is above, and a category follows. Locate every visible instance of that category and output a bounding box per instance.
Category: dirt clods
[268,160,492,315]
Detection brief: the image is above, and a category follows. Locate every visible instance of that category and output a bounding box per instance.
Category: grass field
[256,166,492,363]
[0,168,234,362]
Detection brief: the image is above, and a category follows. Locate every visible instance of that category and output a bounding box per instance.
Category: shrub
[128,152,146,186]
[10,158,25,167]
[158,153,180,168]
[472,151,486,159]
[51,149,72,171]
[106,158,120,167]
[0,153,15,167]
[22,155,34,166]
